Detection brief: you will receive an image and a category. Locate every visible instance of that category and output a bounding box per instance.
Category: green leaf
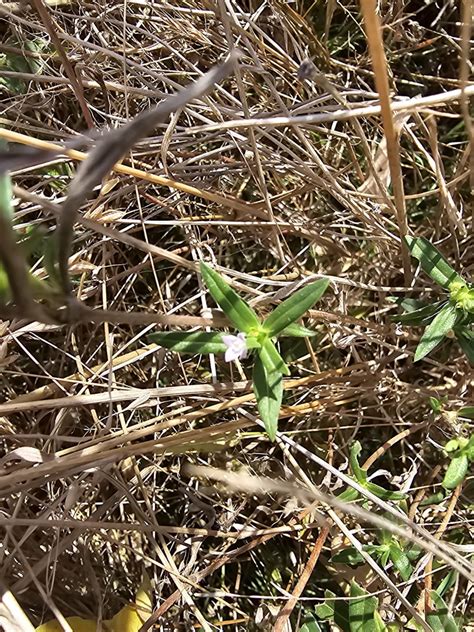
[426,590,460,632]
[366,482,406,501]
[374,611,389,632]
[404,236,465,289]
[458,406,474,420]
[314,602,334,621]
[388,297,427,312]
[263,279,329,338]
[0,154,13,221]
[436,571,457,598]
[253,355,283,441]
[278,322,317,337]
[429,397,443,413]
[393,301,445,326]
[419,492,446,506]
[200,262,260,333]
[149,331,228,354]
[349,441,367,483]
[442,455,468,490]
[455,327,474,365]
[349,581,378,632]
[389,543,413,581]
[414,303,459,361]
[258,338,290,376]
[332,547,370,566]
[299,615,323,632]
[337,486,360,502]
[0,265,11,302]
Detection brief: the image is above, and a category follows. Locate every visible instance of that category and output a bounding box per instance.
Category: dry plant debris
[0,1,472,630]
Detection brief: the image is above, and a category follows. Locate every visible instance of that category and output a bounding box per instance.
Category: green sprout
[392,237,474,363]
[149,262,329,440]
[337,441,406,503]
[442,433,474,491]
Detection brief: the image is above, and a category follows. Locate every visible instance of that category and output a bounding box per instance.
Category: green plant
[314,581,396,631]
[442,433,474,490]
[332,528,420,582]
[0,168,58,303]
[426,398,473,493]
[393,237,473,363]
[337,442,406,503]
[149,262,329,440]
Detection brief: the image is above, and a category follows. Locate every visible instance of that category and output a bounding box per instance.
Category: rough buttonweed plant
[149,262,329,440]
[393,236,474,363]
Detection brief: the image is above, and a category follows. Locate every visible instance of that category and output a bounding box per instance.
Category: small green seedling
[332,528,419,582]
[337,441,406,503]
[442,434,474,491]
[394,237,473,363]
[149,262,329,440]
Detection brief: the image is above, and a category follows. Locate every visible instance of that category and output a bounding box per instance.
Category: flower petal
[225,347,238,362]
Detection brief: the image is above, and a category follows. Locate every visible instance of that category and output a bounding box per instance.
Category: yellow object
[36,573,152,632]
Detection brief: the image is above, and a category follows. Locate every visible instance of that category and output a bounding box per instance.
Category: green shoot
[395,237,473,363]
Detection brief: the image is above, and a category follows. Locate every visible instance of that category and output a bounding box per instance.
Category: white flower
[222,332,248,363]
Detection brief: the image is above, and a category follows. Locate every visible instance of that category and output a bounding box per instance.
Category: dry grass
[0,1,472,630]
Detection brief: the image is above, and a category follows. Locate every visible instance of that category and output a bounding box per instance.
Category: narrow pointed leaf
[263,279,329,337]
[455,327,474,365]
[389,543,413,581]
[253,355,282,441]
[414,303,458,361]
[405,236,464,289]
[393,301,445,326]
[337,486,360,503]
[149,331,228,355]
[278,322,317,337]
[258,338,290,375]
[349,441,367,483]
[442,454,468,490]
[374,611,389,632]
[458,406,474,420]
[366,482,406,501]
[200,262,260,332]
